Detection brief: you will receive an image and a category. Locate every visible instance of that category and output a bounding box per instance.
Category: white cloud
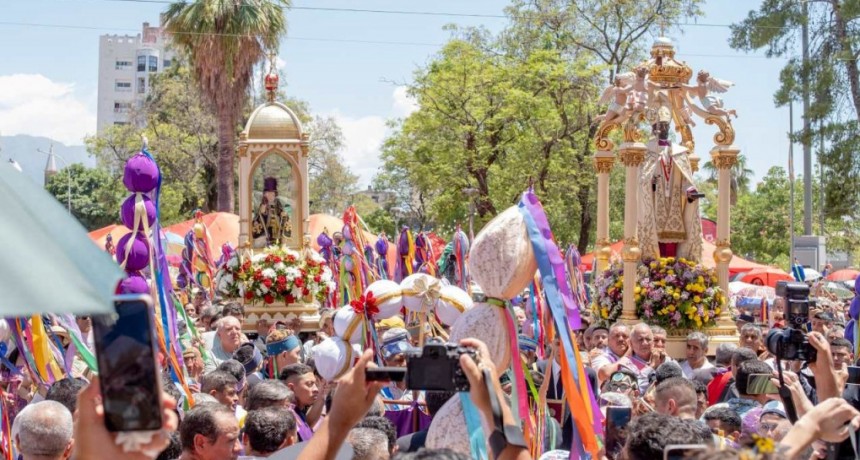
[330,111,388,187]
[0,74,95,145]
[392,86,418,117]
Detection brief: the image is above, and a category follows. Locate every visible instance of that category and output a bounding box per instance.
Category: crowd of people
[5,283,860,460]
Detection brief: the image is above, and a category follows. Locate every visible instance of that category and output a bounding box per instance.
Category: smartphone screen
[365,367,407,382]
[92,295,163,432]
[664,444,707,460]
[746,373,779,395]
[605,406,632,459]
[848,366,860,385]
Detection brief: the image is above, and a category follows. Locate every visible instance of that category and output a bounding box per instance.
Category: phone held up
[604,406,632,460]
[746,374,780,395]
[92,294,164,432]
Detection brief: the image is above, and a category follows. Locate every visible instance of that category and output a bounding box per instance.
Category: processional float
[592,36,741,355]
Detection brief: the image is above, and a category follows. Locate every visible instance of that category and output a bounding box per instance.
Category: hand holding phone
[747,373,779,395]
[365,367,406,382]
[92,295,163,432]
[605,406,633,459]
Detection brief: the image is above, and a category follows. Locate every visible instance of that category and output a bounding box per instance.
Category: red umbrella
[739,267,793,288]
[826,269,860,282]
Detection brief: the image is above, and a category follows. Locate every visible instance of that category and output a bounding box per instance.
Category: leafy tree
[163,0,290,212]
[729,0,860,221]
[363,207,397,237]
[45,164,125,231]
[701,154,754,204]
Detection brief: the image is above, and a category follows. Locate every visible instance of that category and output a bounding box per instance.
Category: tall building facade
[97,22,174,133]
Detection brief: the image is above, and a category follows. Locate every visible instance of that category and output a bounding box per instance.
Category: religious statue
[596,74,634,125]
[252,177,292,248]
[637,107,703,261]
[684,70,737,120]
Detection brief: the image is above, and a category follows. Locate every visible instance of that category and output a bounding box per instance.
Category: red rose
[277,275,286,284]
[244,291,254,300]
[285,294,295,303]
[314,275,321,283]
[264,294,274,304]
[263,278,273,288]
[274,256,282,264]
[295,278,304,288]
[302,288,310,296]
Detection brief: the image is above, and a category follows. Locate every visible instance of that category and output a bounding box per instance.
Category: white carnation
[227,255,239,269]
[284,248,300,259]
[252,254,267,263]
[320,270,332,283]
[285,267,301,280]
[261,268,277,279]
[274,262,287,271]
[292,288,303,299]
[260,284,269,294]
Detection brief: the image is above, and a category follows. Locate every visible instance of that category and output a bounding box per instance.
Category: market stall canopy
[827,269,860,282]
[739,267,793,288]
[89,212,397,268]
[579,238,770,276]
[0,162,123,316]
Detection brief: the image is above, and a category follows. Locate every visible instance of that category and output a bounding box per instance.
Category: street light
[38,144,71,215]
[7,159,22,172]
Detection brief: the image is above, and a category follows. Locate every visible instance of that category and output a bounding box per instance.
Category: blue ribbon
[460,392,488,460]
[0,343,20,376]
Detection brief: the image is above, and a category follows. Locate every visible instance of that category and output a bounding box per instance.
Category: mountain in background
[0,134,94,186]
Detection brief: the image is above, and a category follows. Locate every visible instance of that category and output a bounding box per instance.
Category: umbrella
[804,267,822,281]
[0,162,123,316]
[739,267,793,288]
[163,231,185,257]
[729,281,776,300]
[827,269,860,282]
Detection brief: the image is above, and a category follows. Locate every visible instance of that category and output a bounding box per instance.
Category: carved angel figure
[685,70,737,119]
[596,73,634,125]
[629,66,652,111]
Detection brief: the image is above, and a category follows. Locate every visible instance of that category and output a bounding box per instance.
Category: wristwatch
[484,368,528,458]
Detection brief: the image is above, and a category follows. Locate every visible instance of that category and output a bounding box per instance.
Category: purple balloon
[375,236,388,257]
[118,272,149,294]
[120,194,156,230]
[116,232,151,272]
[123,152,160,193]
[846,319,855,343]
[317,232,333,249]
[855,276,860,295]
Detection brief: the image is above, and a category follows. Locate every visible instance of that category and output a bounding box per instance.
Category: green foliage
[363,208,397,237]
[729,0,860,221]
[377,0,703,252]
[163,0,291,211]
[45,164,124,231]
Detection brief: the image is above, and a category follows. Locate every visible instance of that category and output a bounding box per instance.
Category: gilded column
[237,136,251,249]
[711,146,740,328]
[618,142,646,323]
[593,151,615,275]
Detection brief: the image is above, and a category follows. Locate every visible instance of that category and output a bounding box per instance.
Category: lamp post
[38,144,71,215]
[462,187,478,241]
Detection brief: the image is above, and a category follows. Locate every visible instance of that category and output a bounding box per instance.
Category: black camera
[406,340,478,392]
[765,328,817,363]
[775,281,812,327]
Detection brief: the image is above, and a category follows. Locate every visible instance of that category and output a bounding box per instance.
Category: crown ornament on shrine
[646,37,693,85]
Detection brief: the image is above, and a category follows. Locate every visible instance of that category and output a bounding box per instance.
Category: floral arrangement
[594,257,725,330]
[216,247,335,305]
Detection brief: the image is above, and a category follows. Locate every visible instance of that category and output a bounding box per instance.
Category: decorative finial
[264,49,279,103]
[659,16,667,37]
[141,134,149,150]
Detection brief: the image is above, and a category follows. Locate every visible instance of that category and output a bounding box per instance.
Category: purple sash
[384,402,432,438]
[292,408,314,441]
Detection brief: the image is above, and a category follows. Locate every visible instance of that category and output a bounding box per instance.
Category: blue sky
[0,0,799,187]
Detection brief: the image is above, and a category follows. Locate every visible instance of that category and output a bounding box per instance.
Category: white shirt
[681,359,715,379]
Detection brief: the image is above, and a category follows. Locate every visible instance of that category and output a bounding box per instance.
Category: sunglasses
[78,316,91,320]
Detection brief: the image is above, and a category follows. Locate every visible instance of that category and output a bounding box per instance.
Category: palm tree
[164,0,290,212]
[701,154,754,204]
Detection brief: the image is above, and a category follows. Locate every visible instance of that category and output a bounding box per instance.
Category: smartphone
[605,406,632,459]
[92,294,163,432]
[848,366,860,385]
[365,367,407,382]
[664,444,707,460]
[747,373,779,395]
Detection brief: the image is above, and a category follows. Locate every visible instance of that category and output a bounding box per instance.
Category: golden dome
[244,102,303,140]
[646,37,692,85]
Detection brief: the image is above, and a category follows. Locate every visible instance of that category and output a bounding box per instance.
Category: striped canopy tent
[88,212,396,269]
